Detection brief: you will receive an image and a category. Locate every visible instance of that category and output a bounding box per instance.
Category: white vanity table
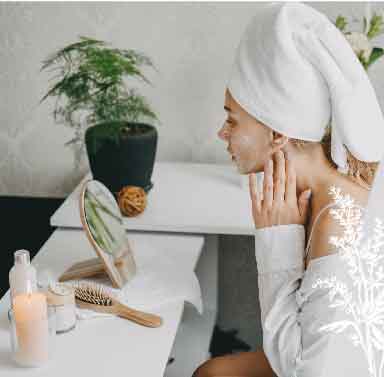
[0,229,204,377]
[0,161,254,377]
[50,161,255,377]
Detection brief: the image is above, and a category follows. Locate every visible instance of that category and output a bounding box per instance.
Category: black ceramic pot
[85,122,158,194]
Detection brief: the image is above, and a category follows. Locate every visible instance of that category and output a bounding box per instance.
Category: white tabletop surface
[0,229,204,377]
[50,161,256,235]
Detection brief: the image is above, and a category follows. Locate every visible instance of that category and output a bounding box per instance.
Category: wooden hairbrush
[73,282,163,328]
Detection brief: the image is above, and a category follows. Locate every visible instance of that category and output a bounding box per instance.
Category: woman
[193,3,383,377]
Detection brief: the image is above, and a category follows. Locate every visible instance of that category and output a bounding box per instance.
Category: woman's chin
[235,160,259,175]
[233,160,247,174]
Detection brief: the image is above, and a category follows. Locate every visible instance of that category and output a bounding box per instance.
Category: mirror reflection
[84,180,128,256]
[81,180,136,287]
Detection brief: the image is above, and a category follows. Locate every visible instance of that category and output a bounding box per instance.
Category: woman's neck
[284,143,336,195]
[283,143,369,211]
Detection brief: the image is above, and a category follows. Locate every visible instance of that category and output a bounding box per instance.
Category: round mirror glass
[80,180,136,287]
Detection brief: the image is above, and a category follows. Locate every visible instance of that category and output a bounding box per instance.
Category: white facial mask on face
[233,133,260,174]
[236,134,254,150]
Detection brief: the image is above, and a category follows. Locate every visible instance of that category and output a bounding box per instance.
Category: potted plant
[41,36,159,194]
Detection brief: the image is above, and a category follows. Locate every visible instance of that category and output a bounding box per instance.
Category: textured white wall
[1,2,383,197]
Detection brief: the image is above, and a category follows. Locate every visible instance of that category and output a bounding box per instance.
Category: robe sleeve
[254,224,305,377]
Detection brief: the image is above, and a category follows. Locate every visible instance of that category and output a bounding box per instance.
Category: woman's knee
[191,350,276,377]
[192,358,216,377]
[192,356,228,377]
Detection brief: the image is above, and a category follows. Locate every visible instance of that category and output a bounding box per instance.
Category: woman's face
[218,89,273,174]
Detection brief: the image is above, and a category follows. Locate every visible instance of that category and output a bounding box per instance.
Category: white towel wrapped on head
[227,2,384,172]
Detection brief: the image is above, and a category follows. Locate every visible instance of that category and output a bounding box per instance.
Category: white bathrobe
[254,224,369,377]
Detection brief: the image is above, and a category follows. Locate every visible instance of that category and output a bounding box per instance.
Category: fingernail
[304,189,312,199]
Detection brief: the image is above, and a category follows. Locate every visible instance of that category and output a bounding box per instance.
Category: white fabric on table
[65,243,203,320]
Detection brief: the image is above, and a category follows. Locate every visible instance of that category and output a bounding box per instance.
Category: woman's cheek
[236,134,254,149]
[235,135,255,160]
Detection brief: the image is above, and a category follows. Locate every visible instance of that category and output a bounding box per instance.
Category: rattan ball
[117,186,147,217]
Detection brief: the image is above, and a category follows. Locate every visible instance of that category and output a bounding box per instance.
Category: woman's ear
[271,131,289,153]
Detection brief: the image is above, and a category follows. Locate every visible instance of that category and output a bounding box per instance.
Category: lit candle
[13,292,49,366]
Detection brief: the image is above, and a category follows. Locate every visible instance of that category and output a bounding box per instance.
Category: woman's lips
[227,147,236,160]
[229,151,236,161]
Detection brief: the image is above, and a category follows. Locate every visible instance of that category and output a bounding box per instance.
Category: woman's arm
[249,150,311,377]
[254,224,305,377]
[249,153,367,376]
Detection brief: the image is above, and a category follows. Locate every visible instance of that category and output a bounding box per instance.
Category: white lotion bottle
[9,250,38,304]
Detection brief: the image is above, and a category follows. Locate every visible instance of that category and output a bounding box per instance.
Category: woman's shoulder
[306,205,341,264]
[307,182,368,264]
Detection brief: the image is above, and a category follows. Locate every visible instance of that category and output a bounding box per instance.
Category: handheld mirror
[59,180,137,288]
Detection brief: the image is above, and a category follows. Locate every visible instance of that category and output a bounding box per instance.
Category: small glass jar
[8,304,56,367]
[35,269,76,334]
[45,283,76,334]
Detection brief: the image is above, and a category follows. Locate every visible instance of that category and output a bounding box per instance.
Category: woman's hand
[249,150,311,229]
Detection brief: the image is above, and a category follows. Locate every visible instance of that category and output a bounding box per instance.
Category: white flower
[344,32,373,62]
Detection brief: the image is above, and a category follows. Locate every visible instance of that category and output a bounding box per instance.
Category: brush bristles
[73,282,113,306]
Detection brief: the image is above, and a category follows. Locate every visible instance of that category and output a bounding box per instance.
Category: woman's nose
[217,123,229,141]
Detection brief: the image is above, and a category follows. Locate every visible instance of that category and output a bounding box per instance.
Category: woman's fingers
[285,151,297,204]
[273,151,285,204]
[252,150,311,228]
[298,189,311,222]
[263,159,273,209]
[249,173,261,213]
